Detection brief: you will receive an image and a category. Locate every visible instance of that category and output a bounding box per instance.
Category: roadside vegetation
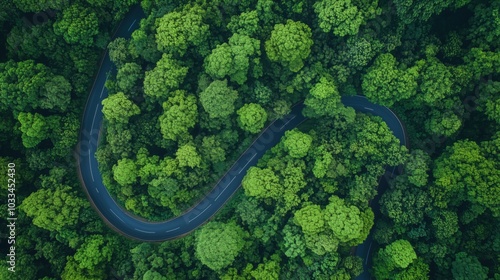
[0,0,499,279]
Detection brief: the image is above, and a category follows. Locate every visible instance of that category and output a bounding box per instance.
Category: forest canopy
[0,0,499,279]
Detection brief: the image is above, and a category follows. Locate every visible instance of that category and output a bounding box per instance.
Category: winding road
[76,4,407,279]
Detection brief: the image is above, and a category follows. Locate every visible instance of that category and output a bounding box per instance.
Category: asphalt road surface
[76,5,407,279]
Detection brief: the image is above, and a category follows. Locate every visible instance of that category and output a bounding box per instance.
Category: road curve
[76,4,407,277]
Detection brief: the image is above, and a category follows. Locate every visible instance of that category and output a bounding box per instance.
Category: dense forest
[0,0,499,279]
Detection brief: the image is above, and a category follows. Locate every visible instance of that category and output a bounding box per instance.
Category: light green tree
[265,20,313,72]
[102,92,140,123]
[143,54,188,99]
[176,144,202,168]
[112,158,138,186]
[17,112,51,148]
[20,185,86,231]
[362,53,419,107]
[242,167,281,199]
[205,34,261,85]
[200,80,238,118]
[159,90,198,141]
[313,0,364,36]
[294,204,324,234]
[283,129,313,158]
[195,222,247,271]
[74,235,113,270]
[155,7,209,56]
[237,103,267,133]
[53,4,99,46]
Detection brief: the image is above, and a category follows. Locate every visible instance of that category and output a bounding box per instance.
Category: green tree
[17,112,52,148]
[283,129,313,158]
[451,252,488,280]
[155,7,209,55]
[116,62,143,92]
[159,90,198,141]
[324,196,370,244]
[0,60,71,113]
[143,54,188,99]
[237,103,267,133]
[294,204,324,235]
[431,140,500,216]
[227,10,260,37]
[13,0,67,12]
[416,57,454,105]
[313,0,364,37]
[373,239,418,279]
[176,144,201,168]
[379,177,432,232]
[112,158,138,186]
[303,77,344,118]
[204,34,261,85]
[195,222,247,271]
[53,4,99,46]
[265,20,313,72]
[242,167,281,200]
[61,257,104,280]
[404,149,430,187]
[108,38,131,68]
[250,259,281,280]
[20,185,86,231]
[392,0,470,25]
[102,92,140,123]
[200,80,238,118]
[362,53,419,107]
[74,235,113,270]
[200,136,226,163]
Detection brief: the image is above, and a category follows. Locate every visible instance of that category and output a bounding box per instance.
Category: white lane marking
[238,154,257,174]
[95,188,99,193]
[89,153,95,182]
[135,228,155,234]
[364,107,374,111]
[365,241,373,265]
[109,209,124,223]
[99,83,107,98]
[214,177,236,202]
[166,227,180,233]
[189,204,212,223]
[128,19,137,31]
[279,115,297,130]
[91,105,99,131]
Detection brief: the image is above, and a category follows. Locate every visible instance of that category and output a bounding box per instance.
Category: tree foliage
[265,20,313,72]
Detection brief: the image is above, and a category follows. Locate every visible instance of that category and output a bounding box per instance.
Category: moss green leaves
[112,158,138,186]
[314,0,364,37]
[17,112,51,148]
[303,77,343,118]
[205,34,261,85]
[265,20,313,72]
[20,185,86,231]
[53,4,99,46]
[451,252,489,280]
[293,205,324,235]
[242,167,281,199]
[155,7,209,56]
[372,239,418,279]
[195,222,247,271]
[102,92,140,123]
[200,80,238,118]
[143,54,188,99]
[283,129,313,158]
[159,90,198,141]
[237,103,267,133]
[176,144,202,168]
[362,53,418,107]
